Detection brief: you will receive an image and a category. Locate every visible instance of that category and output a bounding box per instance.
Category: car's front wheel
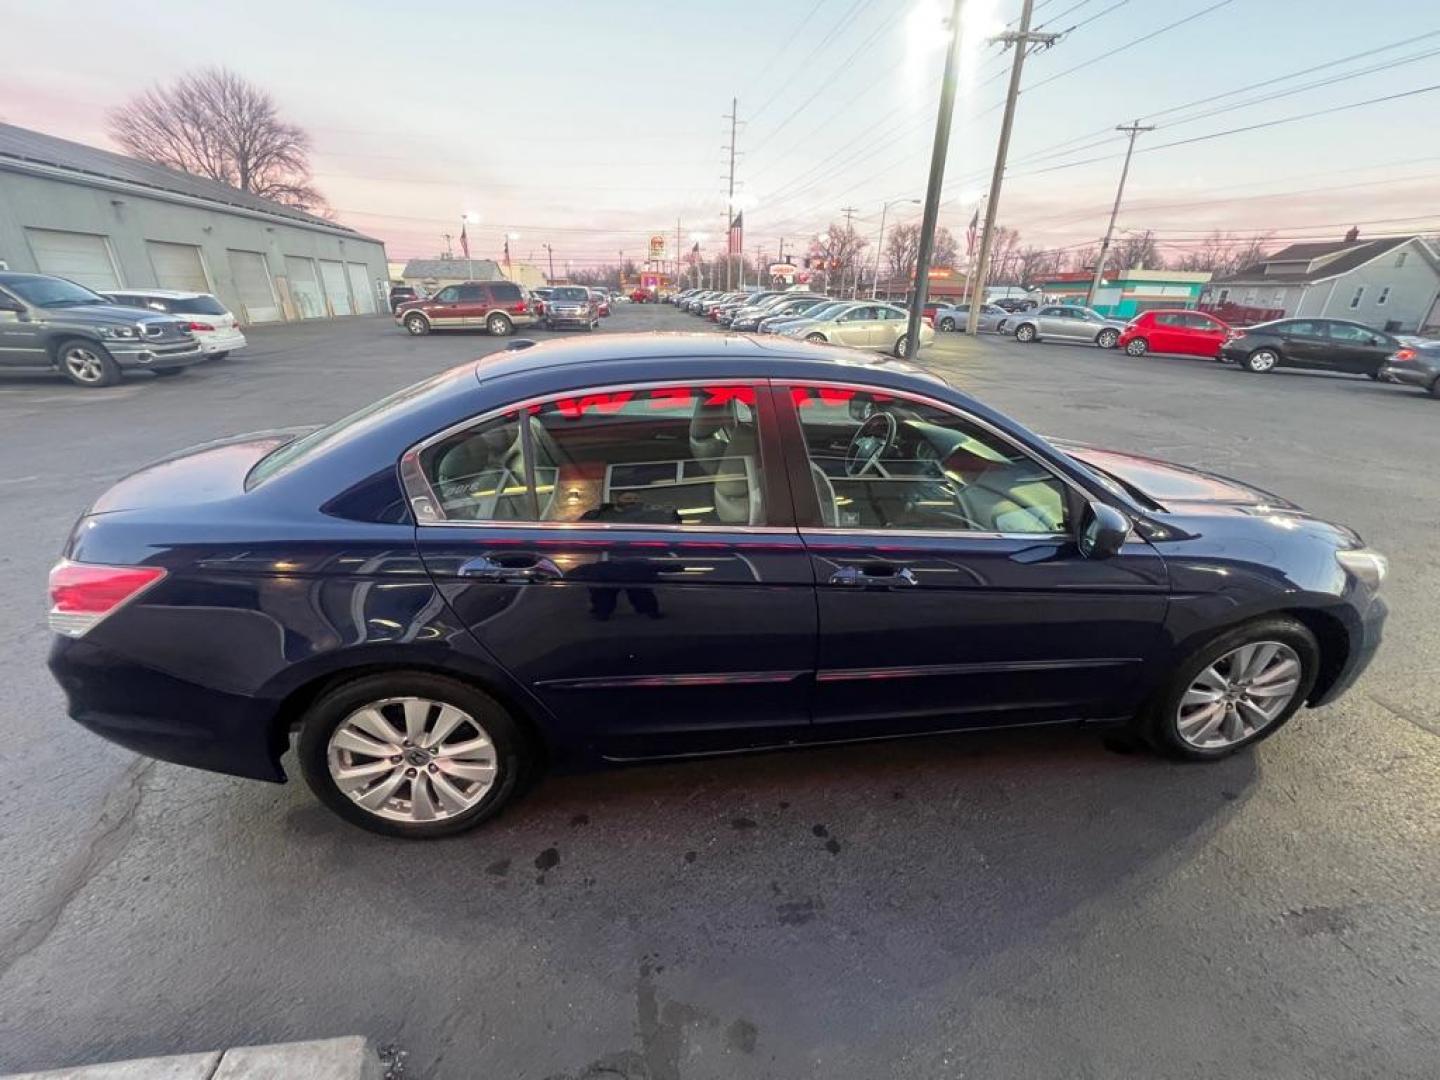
[894,334,910,358]
[1125,337,1149,356]
[1244,348,1279,373]
[940,317,955,332]
[1096,328,1119,349]
[1014,324,1036,343]
[404,313,430,336]
[298,672,529,838]
[805,332,827,343]
[1137,617,1319,761]
[487,313,513,336]
[57,339,120,388]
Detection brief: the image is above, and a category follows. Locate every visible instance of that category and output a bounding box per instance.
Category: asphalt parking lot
[1,304,1436,1079]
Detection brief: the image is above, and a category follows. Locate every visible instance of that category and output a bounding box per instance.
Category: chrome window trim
[401,377,776,530]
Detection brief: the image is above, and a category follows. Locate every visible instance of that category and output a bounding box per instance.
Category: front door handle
[458,554,562,584]
[828,563,919,588]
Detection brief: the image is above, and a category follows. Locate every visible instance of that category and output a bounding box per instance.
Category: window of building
[1349,286,1365,308]
[1395,251,1408,268]
[1217,289,1230,304]
[789,386,1069,535]
[1243,289,1257,304]
[417,384,767,527]
[1377,286,1391,306]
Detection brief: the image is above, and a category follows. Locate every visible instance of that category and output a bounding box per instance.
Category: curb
[2,1037,380,1080]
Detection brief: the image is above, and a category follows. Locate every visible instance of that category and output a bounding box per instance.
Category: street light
[872,198,921,299]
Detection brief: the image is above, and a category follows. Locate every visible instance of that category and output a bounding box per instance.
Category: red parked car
[588,289,611,317]
[1117,310,1231,359]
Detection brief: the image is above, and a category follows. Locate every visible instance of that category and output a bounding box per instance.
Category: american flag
[727,211,744,255]
[965,209,979,257]
[503,238,511,268]
[459,224,470,260]
[687,241,701,265]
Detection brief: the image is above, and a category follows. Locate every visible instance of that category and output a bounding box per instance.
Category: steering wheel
[844,412,897,477]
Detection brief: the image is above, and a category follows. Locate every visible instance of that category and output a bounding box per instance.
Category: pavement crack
[0,757,154,981]
[1367,692,1438,738]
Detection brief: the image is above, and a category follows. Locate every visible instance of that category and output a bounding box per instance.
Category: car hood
[1058,442,1301,512]
[43,303,181,328]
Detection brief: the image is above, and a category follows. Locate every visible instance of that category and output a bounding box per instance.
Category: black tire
[298,672,531,839]
[1134,616,1319,761]
[1096,328,1120,349]
[894,334,909,358]
[939,317,956,332]
[1125,337,1149,357]
[150,367,186,378]
[403,313,430,336]
[1014,323,1037,343]
[486,312,513,336]
[56,338,120,388]
[1243,348,1279,373]
[805,332,827,343]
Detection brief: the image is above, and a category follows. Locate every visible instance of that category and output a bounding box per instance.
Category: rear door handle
[458,554,562,584]
[828,563,919,588]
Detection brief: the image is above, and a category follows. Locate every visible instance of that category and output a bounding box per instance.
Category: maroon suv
[395,281,536,336]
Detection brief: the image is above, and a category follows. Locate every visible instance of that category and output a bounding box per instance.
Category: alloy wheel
[405,315,428,336]
[1098,329,1119,349]
[1126,338,1148,356]
[64,346,107,384]
[1175,641,1301,750]
[940,317,955,332]
[1247,349,1278,373]
[326,696,498,823]
[1016,325,1035,342]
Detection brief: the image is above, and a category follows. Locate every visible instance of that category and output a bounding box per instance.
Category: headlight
[98,326,139,339]
[1336,548,1388,590]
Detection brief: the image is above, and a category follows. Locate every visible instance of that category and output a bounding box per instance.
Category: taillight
[512,301,528,314]
[1227,329,1246,340]
[48,560,166,638]
[1391,348,1415,362]
[187,322,216,332]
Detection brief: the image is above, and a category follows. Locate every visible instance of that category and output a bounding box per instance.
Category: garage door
[26,229,120,290]
[147,241,211,292]
[284,256,325,319]
[318,260,353,316]
[225,250,281,323]
[346,262,376,314]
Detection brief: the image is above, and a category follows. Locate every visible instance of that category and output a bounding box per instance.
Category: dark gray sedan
[1380,338,1440,396]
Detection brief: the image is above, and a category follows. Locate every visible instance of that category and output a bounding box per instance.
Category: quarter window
[790,386,1069,535]
[490,283,522,302]
[416,384,767,527]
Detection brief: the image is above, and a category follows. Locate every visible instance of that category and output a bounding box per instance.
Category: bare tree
[1222,231,1274,276]
[109,68,326,213]
[811,222,869,294]
[1067,244,1100,272]
[885,224,960,278]
[1109,230,1163,271]
[985,227,1022,284]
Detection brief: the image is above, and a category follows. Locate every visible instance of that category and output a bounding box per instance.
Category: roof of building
[402,258,506,281]
[1211,236,1423,285]
[0,122,377,240]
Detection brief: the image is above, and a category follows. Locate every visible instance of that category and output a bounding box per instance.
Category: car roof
[0,271,59,285]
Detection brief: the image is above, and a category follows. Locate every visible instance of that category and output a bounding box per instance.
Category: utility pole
[873,197,921,299]
[724,97,739,291]
[966,0,1060,335]
[544,243,555,284]
[675,216,682,295]
[1086,120,1154,308]
[904,0,966,359]
[840,206,859,297]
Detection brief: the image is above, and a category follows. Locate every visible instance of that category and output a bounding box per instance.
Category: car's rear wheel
[1244,348,1279,373]
[1096,328,1120,349]
[805,333,827,343]
[57,339,120,388]
[404,313,430,336]
[1014,324,1036,343]
[1136,617,1319,761]
[940,317,955,332]
[487,313,513,336]
[894,334,910,358]
[1125,338,1149,356]
[298,672,529,838]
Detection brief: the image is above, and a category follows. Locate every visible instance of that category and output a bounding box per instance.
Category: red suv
[1117,310,1231,359]
[395,281,536,336]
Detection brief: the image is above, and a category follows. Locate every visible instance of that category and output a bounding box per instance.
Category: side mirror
[1079,501,1131,560]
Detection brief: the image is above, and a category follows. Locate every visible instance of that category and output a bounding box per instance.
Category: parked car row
[0,270,244,388]
[1006,302,1437,395]
[669,287,935,358]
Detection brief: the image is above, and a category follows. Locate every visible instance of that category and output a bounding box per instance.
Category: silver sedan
[1011,305,1127,349]
[932,302,1010,334]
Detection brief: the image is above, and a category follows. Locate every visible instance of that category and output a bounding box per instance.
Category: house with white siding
[1199,234,1440,333]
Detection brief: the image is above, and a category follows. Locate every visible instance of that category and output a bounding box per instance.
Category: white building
[0,123,389,324]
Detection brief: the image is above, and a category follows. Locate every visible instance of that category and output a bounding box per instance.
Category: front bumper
[1379,362,1438,389]
[1311,594,1387,708]
[48,635,285,783]
[546,309,593,327]
[109,340,205,370]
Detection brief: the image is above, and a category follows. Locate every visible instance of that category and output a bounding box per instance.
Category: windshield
[553,287,589,301]
[167,296,228,316]
[5,276,107,308]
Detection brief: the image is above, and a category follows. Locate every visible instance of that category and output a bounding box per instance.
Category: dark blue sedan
[47,334,1388,837]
